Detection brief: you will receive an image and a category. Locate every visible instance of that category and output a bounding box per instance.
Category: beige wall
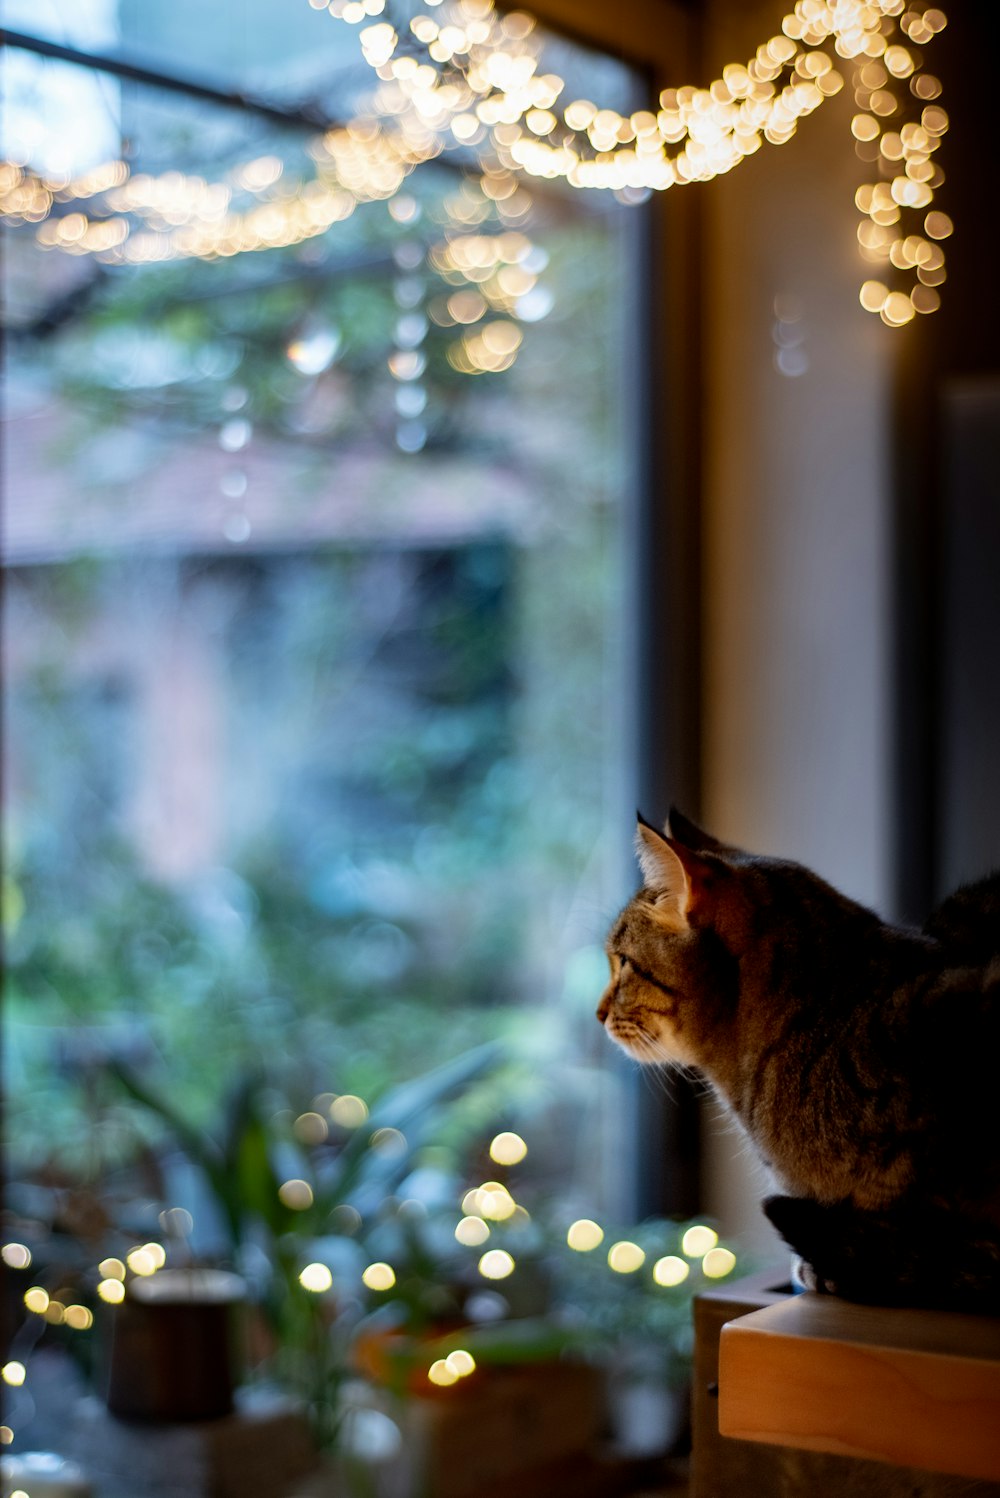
[526,0,905,1248]
[699,0,900,1250]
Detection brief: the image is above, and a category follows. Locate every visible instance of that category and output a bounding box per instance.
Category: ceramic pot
[104,1269,245,1422]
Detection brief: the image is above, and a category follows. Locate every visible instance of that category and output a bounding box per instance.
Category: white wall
[699,0,900,1251]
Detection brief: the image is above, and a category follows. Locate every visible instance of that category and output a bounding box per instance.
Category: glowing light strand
[0,0,948,328]
[334,0,950,321]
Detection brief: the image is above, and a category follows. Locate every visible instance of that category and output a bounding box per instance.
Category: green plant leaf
[315,1041,503,1213]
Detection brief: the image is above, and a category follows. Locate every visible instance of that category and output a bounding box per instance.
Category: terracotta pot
[352,1323,472,1396]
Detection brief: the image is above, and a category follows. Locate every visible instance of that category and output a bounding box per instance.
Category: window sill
[718,1290,1000,1483]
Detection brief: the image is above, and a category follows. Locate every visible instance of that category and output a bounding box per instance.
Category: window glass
[2,2,639,1222]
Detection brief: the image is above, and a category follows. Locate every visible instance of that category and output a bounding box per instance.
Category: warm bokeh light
[2,1363,27,1388]
[448,290,488,324]
[293,1110,330,1144]
[881,289,915,326]
[455,1215,491,1246]
[97,1279,127,1304]
[467,1181,517,1221]
[23,1287,50,1315]
[480,1186,516,1220]
[489,1130,528,1165]
[653,1255,690,1287]
[278,1178,315,1210]
[64,1305,94,1330]
[362,1262,397,1291]
[299,1262,334,1292]
[924,210,953,239]
[428,1358,459,1386]
[1,1243,32,1270]
[369,1127,407,1157]
[1,0,948,323]
[99,1258,126,1281]
[566,1218,604,1252]
[860,279,888,312]
[478,1249,515,1279]
[329,1094,369,1128]
[126,1247,159,1277]
[446,1349,476,1377]
[607,1240,645,1274]
[681,1225,719,1258]
[703,1246,738,1279]
[911,284,941,314]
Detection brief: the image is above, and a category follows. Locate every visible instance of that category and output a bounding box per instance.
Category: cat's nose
[596,989,612,1024]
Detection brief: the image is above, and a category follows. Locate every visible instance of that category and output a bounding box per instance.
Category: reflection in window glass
[2,5,639,1226]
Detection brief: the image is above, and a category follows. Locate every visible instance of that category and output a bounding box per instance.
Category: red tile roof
[3,397,534,564]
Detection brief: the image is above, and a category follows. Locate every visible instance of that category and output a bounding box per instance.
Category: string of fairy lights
[1,0,949,330]
[0,1120,737,1445]
[329,0,952,326]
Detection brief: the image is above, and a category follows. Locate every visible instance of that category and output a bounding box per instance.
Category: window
[2,0,645,1220]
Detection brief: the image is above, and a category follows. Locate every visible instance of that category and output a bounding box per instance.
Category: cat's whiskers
[639,1054,679,1104]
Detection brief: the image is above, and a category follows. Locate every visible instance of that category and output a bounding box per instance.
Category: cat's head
[597,809,862,1069]
[596,809,744,1068]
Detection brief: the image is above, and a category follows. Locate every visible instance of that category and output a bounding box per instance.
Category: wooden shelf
[718,1293,1000,1483]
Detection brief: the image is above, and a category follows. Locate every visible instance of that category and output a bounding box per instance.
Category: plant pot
[104,1269,246,1422]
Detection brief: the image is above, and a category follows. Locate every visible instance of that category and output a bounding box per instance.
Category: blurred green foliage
[3,96,630,1199]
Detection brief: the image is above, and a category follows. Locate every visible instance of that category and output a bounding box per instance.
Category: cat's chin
[604,1017,695,1068]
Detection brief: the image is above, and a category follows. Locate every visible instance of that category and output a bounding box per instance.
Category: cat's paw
[790,1254,816,1292]
[790,1254,837,1295]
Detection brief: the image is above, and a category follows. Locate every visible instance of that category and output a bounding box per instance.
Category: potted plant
[101,1043,505,1445]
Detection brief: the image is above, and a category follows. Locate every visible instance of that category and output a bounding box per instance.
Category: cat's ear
[668,806,724,853]
[635,815,698,923]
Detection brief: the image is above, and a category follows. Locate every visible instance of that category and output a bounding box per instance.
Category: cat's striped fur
[599,810,1000,1311]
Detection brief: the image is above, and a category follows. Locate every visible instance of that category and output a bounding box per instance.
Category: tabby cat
[598,809,1000,1312]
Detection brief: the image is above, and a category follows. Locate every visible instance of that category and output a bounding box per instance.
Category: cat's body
[599,811,1000,1312]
